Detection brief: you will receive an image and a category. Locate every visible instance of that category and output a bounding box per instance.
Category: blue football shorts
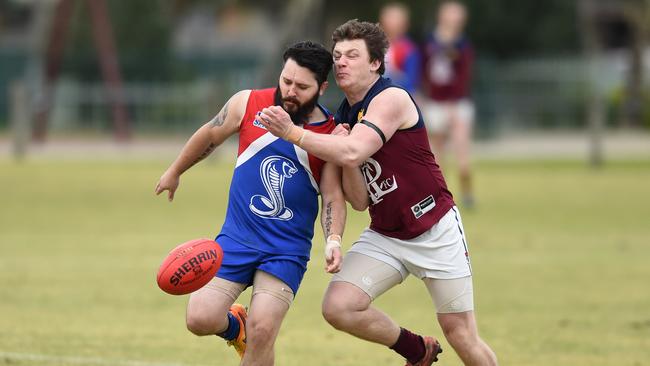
[214,234,309,294]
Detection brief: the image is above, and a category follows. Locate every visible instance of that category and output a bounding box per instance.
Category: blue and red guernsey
[335,77,455,240]
[218,88,335,257]
[385,36,421,94]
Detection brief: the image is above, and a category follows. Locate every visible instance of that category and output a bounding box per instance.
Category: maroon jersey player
[259,20,497,366]
[421,0,476,208]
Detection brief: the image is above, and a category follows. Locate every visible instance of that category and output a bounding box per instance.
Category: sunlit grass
[1,159,649,365]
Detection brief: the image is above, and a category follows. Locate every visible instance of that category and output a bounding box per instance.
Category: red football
[157,238,223,295]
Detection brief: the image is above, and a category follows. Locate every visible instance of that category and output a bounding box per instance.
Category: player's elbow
[350,200,369,211]
[340,147,366,168]
[347,196,369,211]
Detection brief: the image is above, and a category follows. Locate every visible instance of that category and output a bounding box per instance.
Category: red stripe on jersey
[238,88,335,185]
[238,88,276,156]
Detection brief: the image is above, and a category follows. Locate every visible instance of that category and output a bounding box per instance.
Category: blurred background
[1,1,649,366]
[0,0,649,155]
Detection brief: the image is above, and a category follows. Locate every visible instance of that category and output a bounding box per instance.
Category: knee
[186,312,224,336]
[444,324,497,366]
[321,295,355,330]
[443,325,466,344]
[441,322,475,350]
[186,314,207,336]
[246,318,275,347]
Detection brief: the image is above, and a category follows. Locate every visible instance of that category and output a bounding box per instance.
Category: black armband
[360,119,386,144]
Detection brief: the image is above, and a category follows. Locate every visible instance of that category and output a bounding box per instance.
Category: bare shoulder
[227,90,252,123]
[208,89,251,129]
[231,89,252,109]
[375,86,411,102]
[366,87,417,129]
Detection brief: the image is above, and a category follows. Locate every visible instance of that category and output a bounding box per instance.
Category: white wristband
[325,235,342,260]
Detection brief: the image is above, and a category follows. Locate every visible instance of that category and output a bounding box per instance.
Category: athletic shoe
[404,336,442,366]
[226,304,247,358]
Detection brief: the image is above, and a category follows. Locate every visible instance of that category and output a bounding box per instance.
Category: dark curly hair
[283,41,333,85]
[332,19,389,75]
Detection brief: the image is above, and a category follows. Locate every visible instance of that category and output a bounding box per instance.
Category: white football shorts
[421,99,475,133]
[347,206,472,280]
[331,207,475,312]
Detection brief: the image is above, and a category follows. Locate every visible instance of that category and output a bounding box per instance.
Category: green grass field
[1,157,649,366]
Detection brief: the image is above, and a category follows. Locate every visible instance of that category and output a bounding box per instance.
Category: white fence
[45,79,221,133]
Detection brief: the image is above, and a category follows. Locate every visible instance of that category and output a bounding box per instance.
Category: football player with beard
[155,41,346,366]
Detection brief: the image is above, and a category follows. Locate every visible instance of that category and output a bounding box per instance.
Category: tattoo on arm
[325,202,333,237]
[209,101,229,127]
[190,143,217,167]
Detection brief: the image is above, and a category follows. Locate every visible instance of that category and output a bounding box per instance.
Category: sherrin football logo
[169,249,219,286]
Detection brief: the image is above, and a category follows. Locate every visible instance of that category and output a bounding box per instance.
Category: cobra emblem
[249,156,298,220]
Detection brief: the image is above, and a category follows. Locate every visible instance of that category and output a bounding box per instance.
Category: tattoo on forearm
[325,202,333,237]
[191,143,217,167]
[209,101,229,127]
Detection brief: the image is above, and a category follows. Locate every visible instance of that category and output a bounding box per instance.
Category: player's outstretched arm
[319,162,346,273]
[155,90,249,201]
[258,88,414,168]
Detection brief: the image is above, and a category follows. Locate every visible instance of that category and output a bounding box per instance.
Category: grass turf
[1,158,649,365]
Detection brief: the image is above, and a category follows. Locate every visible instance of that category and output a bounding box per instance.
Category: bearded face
[274,86,320,125]
[275,58,324,125]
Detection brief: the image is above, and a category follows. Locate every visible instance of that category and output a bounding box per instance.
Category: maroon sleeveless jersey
[334,77,455,239]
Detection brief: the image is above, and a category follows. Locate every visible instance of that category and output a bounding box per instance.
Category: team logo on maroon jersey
[357,109,365,122]
[361,158,398,204]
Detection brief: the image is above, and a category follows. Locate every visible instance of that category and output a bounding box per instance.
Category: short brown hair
[332,19,389,75]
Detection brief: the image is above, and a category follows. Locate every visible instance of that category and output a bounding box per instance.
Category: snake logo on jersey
[249,156,298,220]
[216,88,335,257]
